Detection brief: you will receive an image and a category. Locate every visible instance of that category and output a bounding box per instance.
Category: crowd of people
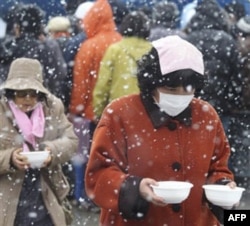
[0,0,250,225]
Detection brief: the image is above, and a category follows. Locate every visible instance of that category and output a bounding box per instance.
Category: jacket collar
[140,94,192,130]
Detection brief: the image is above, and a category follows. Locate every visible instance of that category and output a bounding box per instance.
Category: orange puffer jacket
[69,0,122,121]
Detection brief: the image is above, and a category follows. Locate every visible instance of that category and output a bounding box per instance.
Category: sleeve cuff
[118,175,149,220]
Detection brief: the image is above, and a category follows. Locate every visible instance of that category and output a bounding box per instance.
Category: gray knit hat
[0,58,49,94]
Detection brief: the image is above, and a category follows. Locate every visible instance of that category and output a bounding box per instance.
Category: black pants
[14,169,54,226]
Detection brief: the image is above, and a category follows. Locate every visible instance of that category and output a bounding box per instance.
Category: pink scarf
[9,101,45,152]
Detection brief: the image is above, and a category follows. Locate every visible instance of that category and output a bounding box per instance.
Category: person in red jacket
[85,35,237,226]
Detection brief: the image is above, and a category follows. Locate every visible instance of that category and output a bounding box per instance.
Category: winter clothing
[152,36,204,76]
[64,32,86,64]
[59,2,94,113]
[0,5,68,106]
[136,37,205,96]
[8,101,45,152]
[227,112,250,177]
[69,0,121,210]
[151,1,180,29]
[0,0,66,24]
[93,37,152,118]
[149,1,187,41]
[185,0,229,33]
[85,35,234,226]
[61,32,87,113]
[185,2,245,180]
[237,38,250,110]
[93,10,152,118]
[85,95,234,226]
[69,0,122,121]
[45,22,72,112]
[0,35,68,107]
[0,58,78,226]
[0,57,49,94]
[185,0,243,117]
[43,38,69,109]
[149,1,185,41]
[228,16,250,178]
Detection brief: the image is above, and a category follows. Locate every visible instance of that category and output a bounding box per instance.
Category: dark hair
[65,0,85,14]
[14,4,45,38]
[137,48,205,95]
[4,4,22,35]
[108,0,129,27]
[4,89,47,103]
[185,0,229,33]
[152,1,180,29]
[119,10,150,39]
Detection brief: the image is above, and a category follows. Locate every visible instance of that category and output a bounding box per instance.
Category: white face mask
[157,92,194,117]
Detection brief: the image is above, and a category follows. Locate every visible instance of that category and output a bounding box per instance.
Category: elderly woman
[0,58,78,226]
[85,36,236,226]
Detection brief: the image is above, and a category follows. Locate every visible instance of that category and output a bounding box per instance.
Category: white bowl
[20,151,50,168]
[202,185,245,207]
[151,181,193,204]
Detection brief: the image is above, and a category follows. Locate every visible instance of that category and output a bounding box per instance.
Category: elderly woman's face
[13,89,39,112]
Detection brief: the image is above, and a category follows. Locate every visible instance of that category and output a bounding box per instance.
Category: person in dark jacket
[185,0,243,130]
[149,1,186,41]
[185,0,245,179]
[0,4,68,107]
[225,15,250,179]
[0,0,67,24]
